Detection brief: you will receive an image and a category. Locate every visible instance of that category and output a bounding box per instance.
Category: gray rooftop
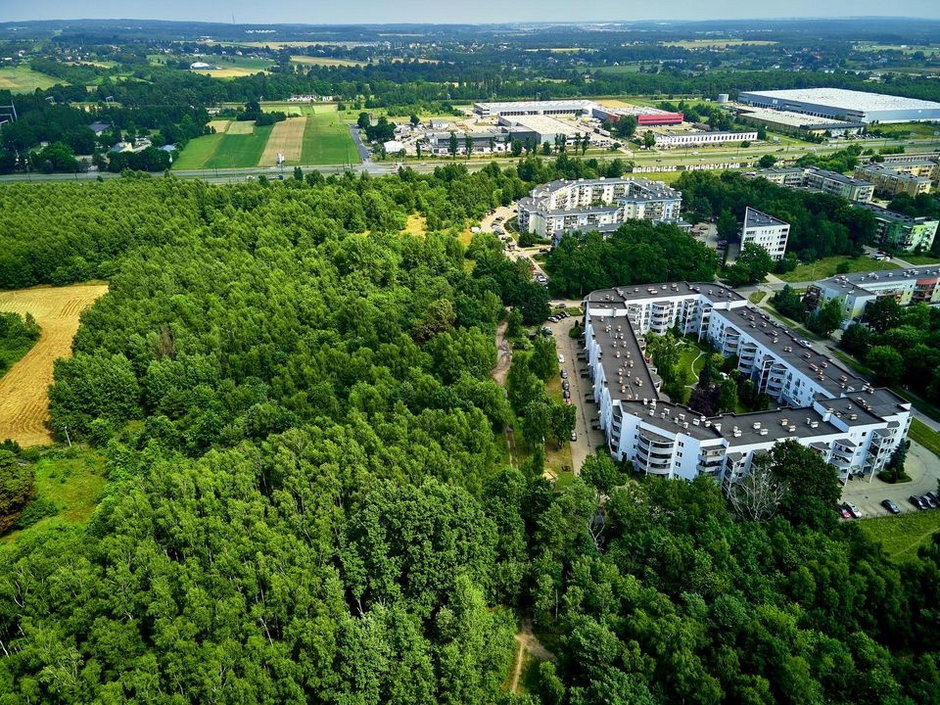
[744,206,788,229]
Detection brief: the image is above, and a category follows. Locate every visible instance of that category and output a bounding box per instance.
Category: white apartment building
[517,178,683,241]
[741,207,789,261]
[583,283,912,489]
[653,130,758,149]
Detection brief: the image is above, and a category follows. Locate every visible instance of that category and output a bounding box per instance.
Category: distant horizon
[2,0,939,26]
[4,15,940,26]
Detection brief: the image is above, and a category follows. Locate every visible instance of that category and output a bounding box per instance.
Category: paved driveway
[550,315,607,472]
[841,441,940,518]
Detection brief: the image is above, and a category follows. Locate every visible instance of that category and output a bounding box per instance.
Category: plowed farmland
[0,284,108,446]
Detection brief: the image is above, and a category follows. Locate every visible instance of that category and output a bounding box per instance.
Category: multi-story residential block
[517,178,683,241]
[854,162,936,197]
[807,264,940,322]
[583,283,912,488]
[855,203,939,253]
[741,207,789,260]
[751,166,874,203]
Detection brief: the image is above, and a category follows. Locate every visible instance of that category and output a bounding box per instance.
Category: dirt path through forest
[510,618,554,694]
[0,284,108,446]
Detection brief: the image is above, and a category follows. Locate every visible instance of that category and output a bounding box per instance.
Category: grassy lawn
[0,66,60,92]
[172,133,224,169]
[860,511,940,562]
[909,418,940,459]
[776,256,901,283]
[903,255,940,265]
[1,447,107,544]
[748,291,767,304]
[204,125,273,168]
[301,107,360,165]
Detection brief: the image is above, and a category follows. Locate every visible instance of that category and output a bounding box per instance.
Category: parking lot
[548,312,607,472]
[840,441,940,518]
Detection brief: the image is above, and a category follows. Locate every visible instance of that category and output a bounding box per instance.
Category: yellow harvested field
[191,67,269,78]
[290,55,366,67]
[259,116,306,165]
[0,284,108,446]
[225,120,256,135]
[208,119,232,133]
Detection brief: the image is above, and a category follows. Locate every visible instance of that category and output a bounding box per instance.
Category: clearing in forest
[0,284,108,447]
[259,116,307,165]
[225,120,256,135]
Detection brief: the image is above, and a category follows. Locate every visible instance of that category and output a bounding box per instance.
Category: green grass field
[910,419,940,459]
[861,511,940,562]
[172,133,224,169]
[0,66,60,92]
[776,256,901,282]
[301,107,360,165]
[903,255,940,265]
[1,448,106,545]
[172,126,274,169]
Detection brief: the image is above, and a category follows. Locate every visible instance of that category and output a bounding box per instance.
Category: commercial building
[472,99,684,126]
[422,131,508,155]
[499,114,584,146]
[808,264,940,322]
[855,204,939,253]
[855,162,936,197]
[583,283,912,486]
[752,166,874,203]
[735,105,865,136]
[517,178,683,241]
[741,207,789,260]
[653,130,757,148]
[473,99,596,117]
[591,104,684,126]
[738,88,940,124]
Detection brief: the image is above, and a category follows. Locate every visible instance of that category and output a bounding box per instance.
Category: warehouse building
[738,88,940,124]
[517,178,682,241]
[751,166,874,203]
[499,114,584,146]
[422,131,508,155]
[583,283,911,486]
[741,207,789,260]
[591,104,684,126]
[473,99,595,117]
[736,105,865,136]
[807,264,940,323]
[654,130,757,148]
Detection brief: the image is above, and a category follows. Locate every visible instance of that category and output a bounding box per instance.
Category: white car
[557,354,565,364]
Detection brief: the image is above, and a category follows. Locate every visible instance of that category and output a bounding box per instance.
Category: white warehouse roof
[741,88,940,114]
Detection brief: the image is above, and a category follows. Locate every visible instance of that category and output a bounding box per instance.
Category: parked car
[844,503,863,519]
[839,506,853,519]
[562,382,570,392]
[563,389,571,400]
[925,490,940,506]
[560,369,568,379]
[798,339,812,349]
[922,493,938,509]
[570,430,577,441]
[909,495,927,510]
[881,499,902,515]
[557,354,565,364]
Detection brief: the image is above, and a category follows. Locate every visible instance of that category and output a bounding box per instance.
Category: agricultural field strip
[0,284,109,447]
[259,117,307,165]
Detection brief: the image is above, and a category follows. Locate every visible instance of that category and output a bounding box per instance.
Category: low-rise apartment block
[741,207,790,260]
[751,166,874,203]
[854,162,936,197]
[856,203,939,252]
[517,178,683,241]
[583,283,912,488]
[807,264,940,322]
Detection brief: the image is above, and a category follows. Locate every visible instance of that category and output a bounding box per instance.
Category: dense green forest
[0,166,938,703]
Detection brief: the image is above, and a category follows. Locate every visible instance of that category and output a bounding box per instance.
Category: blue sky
[2,0,939,23]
